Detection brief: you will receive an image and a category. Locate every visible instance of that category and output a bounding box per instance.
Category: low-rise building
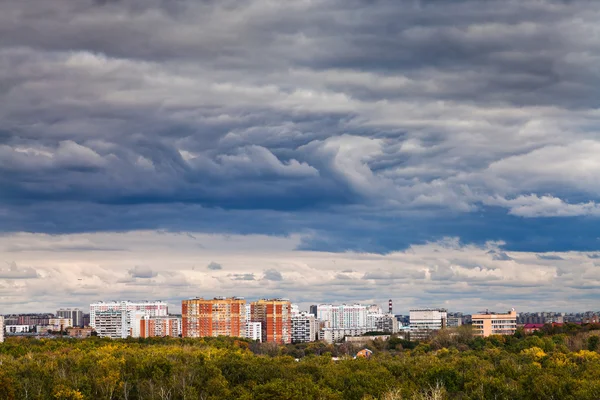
[67,327,94,338]
[345,335,390,346]
[5,325,32,334]
[49,318,73,331]
[472,309,517,337]
[320,327,373,344]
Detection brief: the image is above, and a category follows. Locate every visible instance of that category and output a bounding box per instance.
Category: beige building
[49,318,73,331]
[472,309,517,337]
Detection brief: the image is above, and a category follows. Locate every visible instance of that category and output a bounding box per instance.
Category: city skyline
[2,1,600,313]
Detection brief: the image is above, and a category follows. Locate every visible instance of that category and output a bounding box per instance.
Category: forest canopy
[1,326,600,400]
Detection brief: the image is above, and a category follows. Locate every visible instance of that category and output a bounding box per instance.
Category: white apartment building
[312,304,370,329]
[246,322,262,342]
[291,312,318,343]
[0,316,4,343]
[90,300,168,338]
[56,308,84,327]
[95,310,128,339]
[410,308,447,339]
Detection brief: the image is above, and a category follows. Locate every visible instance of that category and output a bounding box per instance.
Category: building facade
[48,318,73,331]
[250,299,292,344]
[89,300,169,337]
[320,327,373,344]
[291,312,318,343]
[56,308,84,328]
[246,322,262,342]
[140,315,181,338]
[5,325,32,334]
[409,308,447,339]
[94,310,128,339]
[472,309,517,337]
[181,297,246,338]
[0,316,4,343]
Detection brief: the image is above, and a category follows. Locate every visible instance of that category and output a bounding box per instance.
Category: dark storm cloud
[1,0,600,253]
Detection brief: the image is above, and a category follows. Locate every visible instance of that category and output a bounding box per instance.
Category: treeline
[1,330,600,399]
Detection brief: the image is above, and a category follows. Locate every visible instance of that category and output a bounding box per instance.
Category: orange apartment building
[472,309,517,337]
[139,315,181,338]
[250,299,292,344]
[181,297,246,338]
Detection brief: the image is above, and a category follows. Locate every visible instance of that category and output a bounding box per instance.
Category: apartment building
[140,315,181,338]
[56,308,84,328]
[0,316,4,343]
[94,310,128,339]
[472,309,517,337]
[409,308,447,339]
[181,297,246,338]
[291,312,318,343]
[246,322,262,342]
[250,299,292,344]
[89,301,168,331]
[89,300,168,339]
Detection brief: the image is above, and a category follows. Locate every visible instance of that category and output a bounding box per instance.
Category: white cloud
[0,230,598,313]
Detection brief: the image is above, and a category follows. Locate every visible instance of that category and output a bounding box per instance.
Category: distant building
[523,323,545,334]
[181,297,246,338]
[246,322,262,342]
[5,325,32,334]
[320,327,373,344]
[48,318,73,331]
[82,313,90,327]
[90,300,168,338]
[94,310,128,339]
[250,299,292,344]
[410,308,447,339]
[67,327,94,338]
[345,335,390,346]
[472,309,517,337]
[0,316,4,343]
[291,312,318,343]
[56,308,84,328]
[312,304,368,329]
[139,315,181,338]
[374,314,399,333]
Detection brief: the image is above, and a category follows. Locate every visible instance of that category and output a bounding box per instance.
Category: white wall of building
[0,316,4,343]
[246,322,262,342]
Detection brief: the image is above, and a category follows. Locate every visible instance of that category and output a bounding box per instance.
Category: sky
[1,0,600,314]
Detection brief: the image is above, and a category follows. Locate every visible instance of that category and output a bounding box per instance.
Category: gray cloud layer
[2,0,600,223]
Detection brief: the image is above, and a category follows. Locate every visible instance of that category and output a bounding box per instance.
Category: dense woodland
[2,324,600,399]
